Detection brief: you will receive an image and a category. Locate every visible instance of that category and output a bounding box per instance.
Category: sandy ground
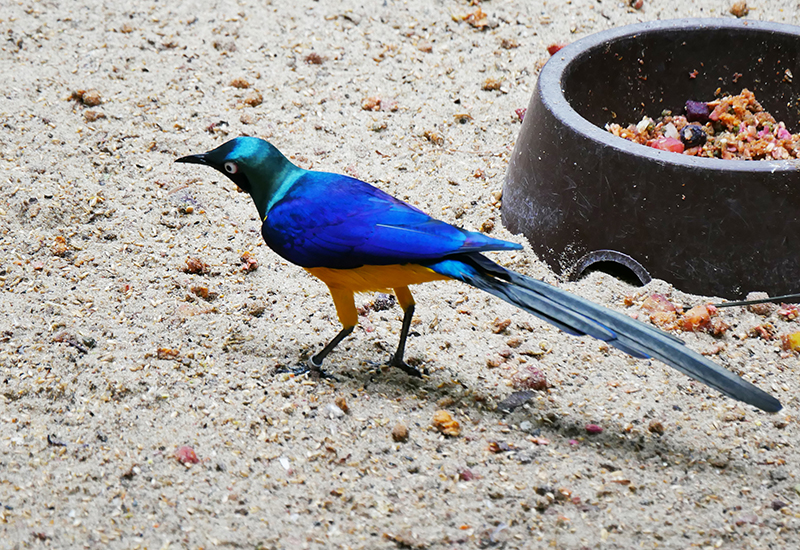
[2,1,800,548]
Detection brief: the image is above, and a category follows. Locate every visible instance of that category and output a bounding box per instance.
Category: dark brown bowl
[502,18,800,299]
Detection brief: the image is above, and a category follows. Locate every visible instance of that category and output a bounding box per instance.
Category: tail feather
[428,255,781,413]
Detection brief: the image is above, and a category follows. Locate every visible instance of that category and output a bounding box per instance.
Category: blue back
[261,171,521,269]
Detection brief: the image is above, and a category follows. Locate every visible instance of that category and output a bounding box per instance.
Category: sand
[2,1,799,548]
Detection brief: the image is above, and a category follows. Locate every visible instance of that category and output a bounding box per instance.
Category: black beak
[175,153,210,165]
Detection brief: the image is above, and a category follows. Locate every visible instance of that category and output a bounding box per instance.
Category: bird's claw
[387,355,425,378]
[276,361,339,382]
[364,356,424,378]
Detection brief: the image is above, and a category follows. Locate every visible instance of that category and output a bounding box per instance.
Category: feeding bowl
[502,18,800,299]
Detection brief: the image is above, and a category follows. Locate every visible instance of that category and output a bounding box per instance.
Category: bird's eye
[223,161,239,174]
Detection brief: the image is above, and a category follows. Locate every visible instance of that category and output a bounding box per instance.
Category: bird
[176,136,781,413]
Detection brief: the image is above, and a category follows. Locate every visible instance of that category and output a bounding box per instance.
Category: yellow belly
[305,264,450,293]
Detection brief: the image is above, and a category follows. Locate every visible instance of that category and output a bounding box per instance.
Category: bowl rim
[539,17,800,174]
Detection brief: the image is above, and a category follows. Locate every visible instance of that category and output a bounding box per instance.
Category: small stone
[497,391,534,412]
[244,90,262,107]
[458,468,475,481]
[240,251,259,273]
[730,0,749,18]
[51,236,69,257]
[371,293,395,312]
[485,355,504,369]
[746,292,777,316]
[334,396,349,414]
[647,420,665,435]
[304,52,325,65]
[436,396,455,408]
[488,441,513,453]
[511,366,548,391]
[734,513,758,526]
[157,347,179,360]
[770,467,789,481]
[183,257,209,275]
[709,455,729,469]
[84,110,106,122]
[80,89,102,106]
[482,77,502,91]
[361,96,397,112]
[423,130,443,146]
[586,424,603,434]
[500,38,518,49]
[492,318,511,334]
[190,285,217,301]
[325,404,345,418]
[506,336,523,348]
[229,76,250,89]
[370,119,387,132]
[176,445,199,465]
[391,422,409,442]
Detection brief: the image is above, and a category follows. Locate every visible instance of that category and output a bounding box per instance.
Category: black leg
[312,325,354,366]
[387,304,424,377]
[277,326,354,381]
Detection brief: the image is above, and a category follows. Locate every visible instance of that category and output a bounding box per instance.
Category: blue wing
[262,171,521,269]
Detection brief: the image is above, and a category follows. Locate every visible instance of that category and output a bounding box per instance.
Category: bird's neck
[249,160,304,220]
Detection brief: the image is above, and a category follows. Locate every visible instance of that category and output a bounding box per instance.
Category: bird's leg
[280,327,352,380]
[387,287,424,377]
[278,288,358,381]
[310,325,354,369]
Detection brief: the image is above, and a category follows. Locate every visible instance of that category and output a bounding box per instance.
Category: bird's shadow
[286,354,786,484]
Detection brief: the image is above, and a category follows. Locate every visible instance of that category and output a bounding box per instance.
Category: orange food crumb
[432,410,461,437]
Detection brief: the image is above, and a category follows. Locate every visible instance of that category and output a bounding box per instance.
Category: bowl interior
[562,24,800,134]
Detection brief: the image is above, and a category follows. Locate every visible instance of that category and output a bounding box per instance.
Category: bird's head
[176,136,292,196]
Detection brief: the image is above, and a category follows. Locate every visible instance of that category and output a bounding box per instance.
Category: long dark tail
[427,254,781,413]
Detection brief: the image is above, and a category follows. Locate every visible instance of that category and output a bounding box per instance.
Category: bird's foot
[276,360,339,382]
[387,355,425,378]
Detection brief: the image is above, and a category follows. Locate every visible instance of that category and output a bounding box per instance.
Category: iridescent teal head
[177,137,299,218]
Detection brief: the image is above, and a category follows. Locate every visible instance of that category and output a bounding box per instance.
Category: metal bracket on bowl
[567,250,652,287]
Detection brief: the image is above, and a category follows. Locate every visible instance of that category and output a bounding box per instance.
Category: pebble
[334,396,350,414]
[744,292,776,315]
[511,366,548,391]
[391,422,409,442]
[176,446,199,465]
[709,455,729,469]
[647,420,665,435]
[730,0,749,17]
[325,404,345,419]
[229,77,251,88]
